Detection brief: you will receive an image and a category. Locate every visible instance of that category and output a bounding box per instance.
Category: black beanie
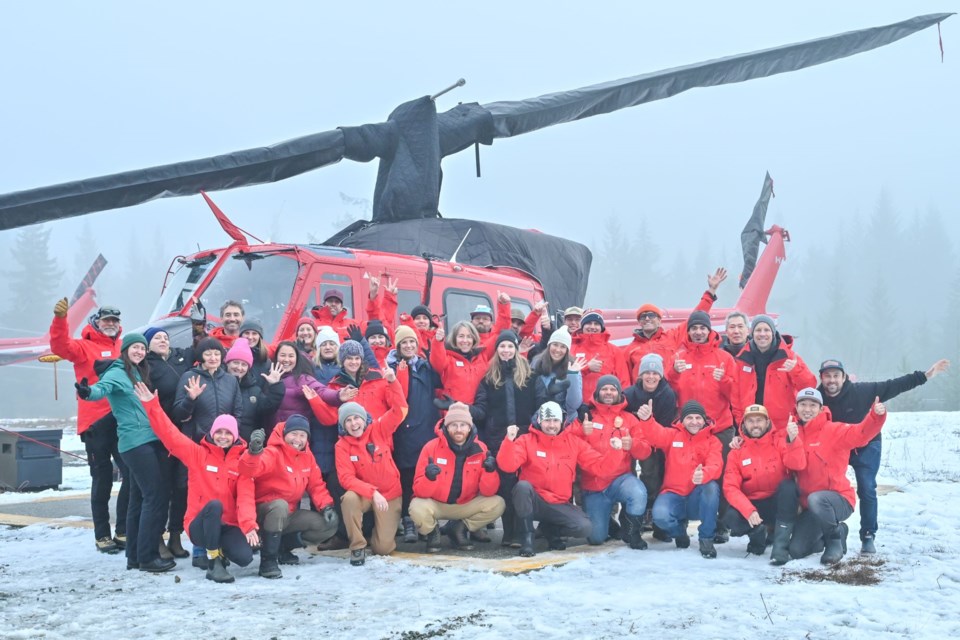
[284,414,310,438]
[680,400,707,421]
[195,337,224,357]
[365,320,388,341]
[410,305,431,319]
[593,374,623,402]
[495,330,520,349]
[687,310,711,330]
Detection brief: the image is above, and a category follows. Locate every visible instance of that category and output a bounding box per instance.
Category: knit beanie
[410,305,432,320]
[210,414,239,442]
[365,320,388,341]
[751,314,776,333]
[296,317,317,333]
[595,374,622,394]
[121,332,147,352]
[337,402,369,433]
[143,327,167,346]
[538,401,563,422]
[639,353,664,376]
[687,310,711,330]
[315,326,340,348]
[495,329,520,349]
[444,402,473,427]
[635,303,663,320]
[580,311,605,331]
[548,326,572,350]
[239,319,264,337]
[284,414,310,437]
[195,337,224,357]
[680,399,707,421]
[338,340,364,362]
[394,325,418,348]
[225,338,254,367]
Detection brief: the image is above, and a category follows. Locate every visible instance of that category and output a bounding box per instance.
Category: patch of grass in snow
[778,557,887,586]
[383,610,490,639]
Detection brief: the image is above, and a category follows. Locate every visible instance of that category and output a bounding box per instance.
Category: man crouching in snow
[496,401,621,557]
[409,402,505,552]
[788,388,887,565]
[638,399,723,559]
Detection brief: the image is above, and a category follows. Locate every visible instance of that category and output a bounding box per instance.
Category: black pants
[81,413,130,540]
[187,500,253,566]
[714,426,735,529]
[723,478,799,536]
[120,441,170,565]
[399,467,416,518]
[638,449,665,511]
[789,490,854,559]
[512,480,592,539]
[166,457,188,533]
[498,468,519,540]
[319,469,347,539]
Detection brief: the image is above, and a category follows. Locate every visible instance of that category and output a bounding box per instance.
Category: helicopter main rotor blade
[0,129,347,231]
[483,13,952,138]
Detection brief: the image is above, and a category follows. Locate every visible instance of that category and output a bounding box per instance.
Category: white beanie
[315,326,340,348]
[548,326,572,350]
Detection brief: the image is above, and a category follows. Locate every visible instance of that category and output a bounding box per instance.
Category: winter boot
[861,532,876,554]
[159,539,174,561]
[840,522,849,555]
[769,521,794,566]
[641,509,654,533]
[350,548,366,566]
[167,531,189,558]
[402,516,418,544]
[652,524,673,543]
[470,527,491,543]
[447,520,475,551]
[607,516,621,541]
[746,525,767,555]
[545,524,567,551]
[713,525,730,544]
[699,538,717,559]
[674,520,690,549]
[518,517,535,558]
[279,532,303,565]
[206,551,235,584]
[192,545,208,569]
[820,525,846,565]
[424,528,442,553]
[112,533,126,550]
[258,532,283,579]
[621,513,648,550]
[96,537,120,554]
[139,557,176,573]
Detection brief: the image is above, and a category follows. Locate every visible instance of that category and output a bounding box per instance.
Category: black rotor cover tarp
[325,218,591,312]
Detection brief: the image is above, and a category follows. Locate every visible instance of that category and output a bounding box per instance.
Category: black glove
[432,395,454,411]
[424,457,441,481]
[322,506,338,526]
[248,429,266,455]
[547,379,571,395]
[75,377,92,400]
[346,323,363,343]
[482,451,498,473]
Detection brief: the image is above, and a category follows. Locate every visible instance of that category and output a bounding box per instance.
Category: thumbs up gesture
[581,412,594,436]
[692,464,704,485]
[424,457,441,481]
[636,399,653,422]
[873,397,886,416]
[786,415,799,442]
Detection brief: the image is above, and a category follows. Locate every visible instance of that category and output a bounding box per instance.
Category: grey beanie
[639,353,664,377]
[751,314,777,333]
[338,402,369,433]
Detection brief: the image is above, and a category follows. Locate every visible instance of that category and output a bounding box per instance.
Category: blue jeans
[651,481,720,541]
[582,473,648,545]
[850,437,881,539]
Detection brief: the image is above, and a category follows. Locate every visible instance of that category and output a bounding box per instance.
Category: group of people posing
[49,269,949,582]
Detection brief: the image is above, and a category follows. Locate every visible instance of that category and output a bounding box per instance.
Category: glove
[424,457,441,481]
[346,323,363,343]
[248,429,266,455]
[482,451,497,473]
[322,506,338,526]
[53,297,69,318]
[189,299,206,324]
[432,395,454,411]
[75,377,92,400]
[546,379,571,395]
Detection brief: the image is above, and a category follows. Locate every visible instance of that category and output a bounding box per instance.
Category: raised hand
[785,416,799,442]
[926,359,950,379]
[505,425,519,441]
[302,385,318,400]
[587,357,602,373]
[692,464,705,485]
[53,297,69,318]
[248,429,266,455]
[581,412,594,436]
[519,336,536,354]
[707,267,728,293]
[568,356,588,373]
[424,457,441,481]
[620,432,633,451]
[184,375,206,400]
[346,323,363,343]
[338,386,359,402]
[636,400,653,422]
[873,397,886,416]
[261,362,284,385]
[383,366,397,383]
[435,327,446,343]
[778,358,797,373]
[385,277,399,295]
[674,358,687,374]
[497,290,510,304]
[368,275,380,299]
[133,381,156,403]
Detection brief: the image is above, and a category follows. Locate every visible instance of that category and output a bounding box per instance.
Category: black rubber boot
[545,524,567,551]
[518,517,535,557]
[674,520,690,549]
[167,531,189,558]
[447,520,475,551]
[621,514,648,550]
[713,526,730,545]
[402,516,418,544]
[259,532,283,579]
[424,528,442,553]
[746,525,767,555]
[861,533,876,554]
[350,548,365,566]
[206,555,235,583]
[699,538,717,559]
[820,523,847,565]
[769,521,794,566]
[279,532,303,565]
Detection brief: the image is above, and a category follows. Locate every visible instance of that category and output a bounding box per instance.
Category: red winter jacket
[310,306,351,341]
[476,298,513,353]
[49,316,121,434]
[638,418,723,497]
[239,422,333,512]
[667,331,737,433]
[334,378,409,501]
[326,372,392,421]
[144,398,257,534]
[794,407,886,508]
[621,291,715,383]
[723,426,806,519]
[732,335,816,429]
[413,428,500,504]
[496,425,617,504]
[208,327,240,350]
[570,400,652,492]
[429,340,497,405]
[366,289,399,339]
[571,330,630,402]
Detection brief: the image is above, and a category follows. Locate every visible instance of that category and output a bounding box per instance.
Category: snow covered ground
[1,412,959,639]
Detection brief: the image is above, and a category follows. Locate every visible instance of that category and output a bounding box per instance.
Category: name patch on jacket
[742,458,752,466]
[437,458,448,465]
[286,466,294,473]
[101,350,112,357]
[455,361,464,367]
[742,366,753,373]
[672,441,684,448]
[350,455,359,462]
[205,465,219,472]
[593,423,604,430]
[536,451,547,457]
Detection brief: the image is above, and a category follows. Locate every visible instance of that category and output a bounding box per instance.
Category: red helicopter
[0,13,947,355]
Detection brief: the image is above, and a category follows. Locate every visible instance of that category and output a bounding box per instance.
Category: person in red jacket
[570,311,630,402]
[570,376,652,550]
[239,416,339,579]
[471,292,512,352]
[722,404,805,565]
[310,288,351,340]
[429,321,496,405]
[334,368,409,566]
[409,403,505,552]
[640,399,723,559]
[788,388,888,565]
[135,384,258,583]
[208,300,245,349]
[732,315,816,430]
[496,401,620,557]
[49,299,129,554]
[621,268,727,383]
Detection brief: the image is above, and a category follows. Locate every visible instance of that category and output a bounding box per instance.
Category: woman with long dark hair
[79,333,174,573]
[530,326,586,419]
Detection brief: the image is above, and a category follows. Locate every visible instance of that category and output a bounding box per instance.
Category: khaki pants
[409,495,506,535]
[341,491,401,555]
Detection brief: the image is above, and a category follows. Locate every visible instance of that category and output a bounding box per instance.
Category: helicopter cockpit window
[150,255,217,320]
[199,253,299,340]
[443,289,492,330]
[320,275,353,317]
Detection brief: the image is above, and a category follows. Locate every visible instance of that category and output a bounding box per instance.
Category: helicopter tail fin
[734,225,788,318]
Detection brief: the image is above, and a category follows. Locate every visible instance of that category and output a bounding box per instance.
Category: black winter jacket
[471,360,539,455]
[236,373,284,441]
[173,367,243,440]
[625,377,678,429]
[818,371,926,443]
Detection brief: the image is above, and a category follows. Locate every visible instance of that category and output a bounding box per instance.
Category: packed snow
[1,412,958,639]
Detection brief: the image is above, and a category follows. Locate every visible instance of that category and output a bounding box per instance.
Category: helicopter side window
[320,274,353,317]
[397,289,421,324]
[443,289,492,330]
